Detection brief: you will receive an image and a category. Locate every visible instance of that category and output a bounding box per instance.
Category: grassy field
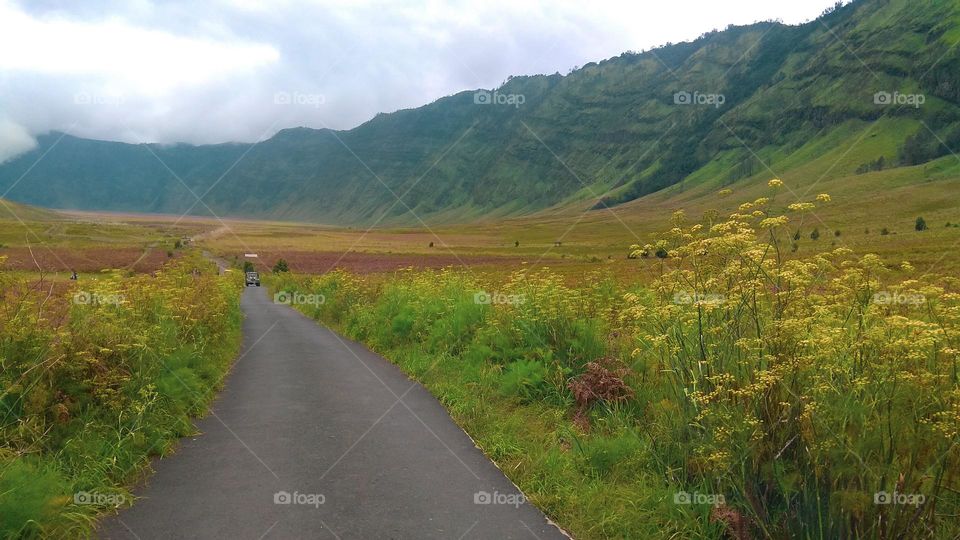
[269,184,960,538]
[2,145,960,538]
[0,253,243,537]
[180,134,960,279]
[7,126,955,280]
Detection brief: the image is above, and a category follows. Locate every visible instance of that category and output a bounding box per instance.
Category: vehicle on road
[245,271,261,287]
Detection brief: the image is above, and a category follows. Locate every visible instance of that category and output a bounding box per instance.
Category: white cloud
[0,0,841,147]
[0,1,278,95]
[0,117,37,163]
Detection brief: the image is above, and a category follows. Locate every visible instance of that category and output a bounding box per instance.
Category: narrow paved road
[100,287,567,539]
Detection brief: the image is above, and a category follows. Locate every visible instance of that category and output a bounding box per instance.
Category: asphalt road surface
[99,286,567,539]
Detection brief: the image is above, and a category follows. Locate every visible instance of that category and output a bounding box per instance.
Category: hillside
[0,0,958,225]
[0,198,64,222]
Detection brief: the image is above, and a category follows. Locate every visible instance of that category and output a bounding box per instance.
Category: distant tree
[515,240,520,247]
[881,227,890,236]
[855,156,886,175]
[655,248,669,259]
[916,217,927,231]
[793,230,801,241]
[429,241,434,247]
[820,2,843,17]
[243,261,255,272]
[834,230,841,237]
[810,228,820,240]
[273,258,289,273]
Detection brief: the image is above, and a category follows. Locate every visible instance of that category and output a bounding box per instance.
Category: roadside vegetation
[0,253,243,538]
[273,187,960,539]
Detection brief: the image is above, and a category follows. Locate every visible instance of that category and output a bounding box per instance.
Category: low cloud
[0,118,37,164]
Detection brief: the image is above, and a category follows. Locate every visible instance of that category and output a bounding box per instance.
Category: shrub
[499,359,551,402]
[621,189,960,538]
[0,460,71,537]
[568,359,634,429]
[0,254,243,536]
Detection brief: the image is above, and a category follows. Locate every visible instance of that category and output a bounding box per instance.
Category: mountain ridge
[1,0,958,225]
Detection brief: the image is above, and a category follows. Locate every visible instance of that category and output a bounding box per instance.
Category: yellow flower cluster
[619,190,959,535]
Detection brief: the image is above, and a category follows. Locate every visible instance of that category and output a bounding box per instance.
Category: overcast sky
[0,0,841,160]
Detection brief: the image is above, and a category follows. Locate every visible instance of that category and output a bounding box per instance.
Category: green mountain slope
[0,198,63,222]
[1,0,957,225]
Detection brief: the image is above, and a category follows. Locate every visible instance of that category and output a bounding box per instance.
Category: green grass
[269,194,960,539]
[0,253,244,538]
[269,270,712,538]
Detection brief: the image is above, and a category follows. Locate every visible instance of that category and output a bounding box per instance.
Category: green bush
[499,359,551,402]
[0,460,71,537]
